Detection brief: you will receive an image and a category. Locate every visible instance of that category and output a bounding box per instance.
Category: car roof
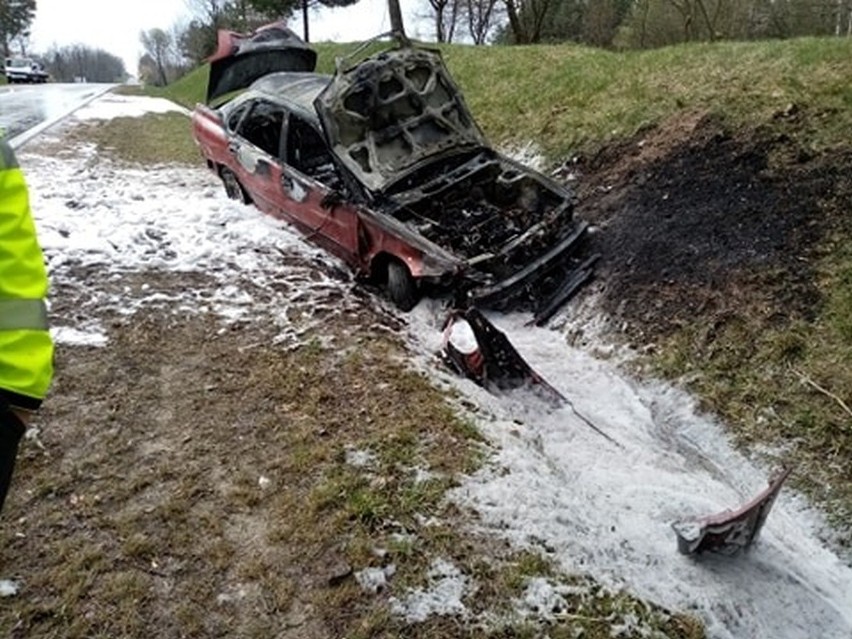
[248,72,331,121]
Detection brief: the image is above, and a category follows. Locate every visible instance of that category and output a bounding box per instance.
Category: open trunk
[206,22,317,104]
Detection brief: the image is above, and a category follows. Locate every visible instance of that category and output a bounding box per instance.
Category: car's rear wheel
[220,167,249,204]
[386,259,419,311]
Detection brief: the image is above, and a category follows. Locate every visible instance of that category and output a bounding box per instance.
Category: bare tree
[43,43,126,82]
[140,28,174,86]
[0,0,35,57]
[428,0,451,41]
[502,0,556,43]
[388,0,406,36]
[503,0,527,42]
[466,0,499,44]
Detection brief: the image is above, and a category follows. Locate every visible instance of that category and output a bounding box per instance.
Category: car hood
[207,22,317,104]
[314,44,488,194]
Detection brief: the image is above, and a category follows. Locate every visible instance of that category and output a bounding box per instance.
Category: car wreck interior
[285,115,341,188]
[390,154,572,276]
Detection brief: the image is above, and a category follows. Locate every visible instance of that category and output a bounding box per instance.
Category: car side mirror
[321,189,344,210]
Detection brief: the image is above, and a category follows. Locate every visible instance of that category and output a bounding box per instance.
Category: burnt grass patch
[574,108,852,530]
[578,110,850,339]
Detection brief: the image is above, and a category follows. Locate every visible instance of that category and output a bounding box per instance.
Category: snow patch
[355,564,396,594]
[21,109,359,347]
[216,582,258,604]
[51,326,108,347]
[514,577,577,620]
[345,447,377,468]
[499,141,546,172]
[0,580,20,597]
[405,305,852,639]
[390,558,469,623]
[72,94,188,121]
[411,466,439,484]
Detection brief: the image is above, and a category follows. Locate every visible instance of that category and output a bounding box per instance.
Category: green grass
[12,106,709,637]
[126,36,852,527]
[130,37,852,520]
[63,111,201,165]
[120,29,852,572]
[147,37,852,159]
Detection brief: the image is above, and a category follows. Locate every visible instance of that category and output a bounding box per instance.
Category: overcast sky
[29,0,426,76]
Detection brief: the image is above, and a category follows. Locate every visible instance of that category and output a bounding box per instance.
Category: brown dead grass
[0,266,703,639]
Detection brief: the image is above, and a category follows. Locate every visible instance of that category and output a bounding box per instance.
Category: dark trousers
[0,408,26,514]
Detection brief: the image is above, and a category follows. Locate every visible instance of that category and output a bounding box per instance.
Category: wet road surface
[0,83,114,147]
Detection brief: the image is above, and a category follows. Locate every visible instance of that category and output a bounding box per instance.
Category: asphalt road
[0,82,115,149]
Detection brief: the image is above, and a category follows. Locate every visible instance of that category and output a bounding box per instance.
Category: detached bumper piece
[532,253,598,326]
[441,308,564,405]
[672,467,792,556]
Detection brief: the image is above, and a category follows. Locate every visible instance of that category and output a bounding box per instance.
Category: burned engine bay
[314,43,594,320]
[387,150,595,319]
[390,151,571,265]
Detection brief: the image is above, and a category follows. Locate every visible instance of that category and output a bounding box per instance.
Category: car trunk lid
[206,22,317,104]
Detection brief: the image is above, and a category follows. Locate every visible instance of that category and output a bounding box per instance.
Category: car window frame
[234,98,287,160]
[226,100,253,133]
[281,111,334,177]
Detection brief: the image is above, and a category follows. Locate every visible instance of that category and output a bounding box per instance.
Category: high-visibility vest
[0,140,54,410]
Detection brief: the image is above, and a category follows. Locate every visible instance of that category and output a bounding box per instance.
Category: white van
[3,57,49,84]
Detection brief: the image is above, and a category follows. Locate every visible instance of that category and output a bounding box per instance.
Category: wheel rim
[221,169,242,201]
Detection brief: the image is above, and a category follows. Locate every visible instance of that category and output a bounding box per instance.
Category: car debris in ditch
[441,308,624,448]
[672,467,792,555]
[192,23,595,322]
[441,307,565,405]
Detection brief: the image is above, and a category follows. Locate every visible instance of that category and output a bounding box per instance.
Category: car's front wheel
[220,167,249,204]
[386,259,419,311]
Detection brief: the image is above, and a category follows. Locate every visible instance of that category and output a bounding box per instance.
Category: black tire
[220,167,249,204]
[386,260,419,311]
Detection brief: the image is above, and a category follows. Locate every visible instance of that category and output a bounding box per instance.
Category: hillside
[161,36,852,156]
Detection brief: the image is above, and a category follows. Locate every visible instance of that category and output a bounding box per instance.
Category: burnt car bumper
[469,221,597,325]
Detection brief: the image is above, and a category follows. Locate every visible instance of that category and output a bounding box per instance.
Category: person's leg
[0,407,26,514]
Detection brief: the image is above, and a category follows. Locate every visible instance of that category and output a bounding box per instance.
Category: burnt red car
[192,23,592,318]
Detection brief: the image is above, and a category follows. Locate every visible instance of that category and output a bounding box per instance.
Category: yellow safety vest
[0,140,54,410]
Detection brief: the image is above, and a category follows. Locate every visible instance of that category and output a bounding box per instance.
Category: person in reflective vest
[0,138,54,514]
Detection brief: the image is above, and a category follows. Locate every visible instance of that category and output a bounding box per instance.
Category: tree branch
[789,366,852,423]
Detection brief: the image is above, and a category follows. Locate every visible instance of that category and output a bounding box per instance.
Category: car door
[229,99,288,216]
[277,112,361,266]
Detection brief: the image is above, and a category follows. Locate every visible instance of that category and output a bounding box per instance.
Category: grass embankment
[155,37,852,157]
[152,37,852,530]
